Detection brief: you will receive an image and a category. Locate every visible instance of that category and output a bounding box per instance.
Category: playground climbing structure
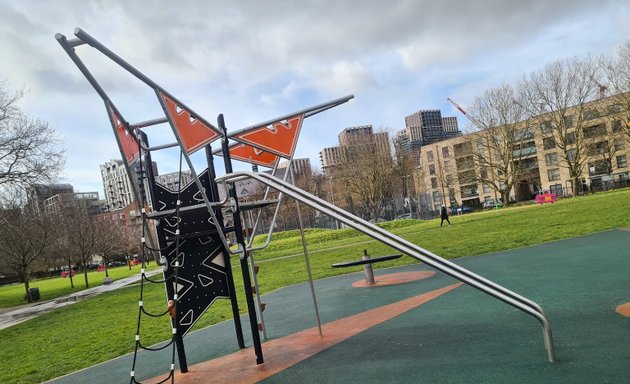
[56,26,555,384]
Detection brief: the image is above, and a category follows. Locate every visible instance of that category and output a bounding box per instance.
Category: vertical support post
[205,145,245,349]
[219,114,264,365]
[248,165,268,340]
[362,250,375,285]
[289,166,323,336]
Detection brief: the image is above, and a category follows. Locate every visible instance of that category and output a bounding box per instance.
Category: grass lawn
[0,264,161,308]
[0,189,629,383]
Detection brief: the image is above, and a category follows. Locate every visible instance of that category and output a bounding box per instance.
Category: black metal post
[218,114,264,365]
[205,145,245,349]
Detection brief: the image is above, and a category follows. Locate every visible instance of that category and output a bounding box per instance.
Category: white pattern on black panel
[197,274,214,287]
[179,309,194,326]
[173,276,194,299]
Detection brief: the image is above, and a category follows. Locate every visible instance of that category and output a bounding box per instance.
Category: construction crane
[446,97,484,129]
[446,97,502,207]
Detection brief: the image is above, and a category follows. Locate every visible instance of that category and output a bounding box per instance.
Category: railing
[216,171,556,363]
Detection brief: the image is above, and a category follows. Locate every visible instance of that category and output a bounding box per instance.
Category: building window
[563,115,574,128]
[431,177,438,188]
[545,153,559,166]
[444,160,451,172]
[427,150,434,162]
[612,120,624,133]
[543,137,556,150]
[483,183,492,193]
[549,183,564,197]
[540,121,552,134]
[429,164,436,175]
[547,168,561,181]
[566,131,576,145]
[583,123,607,139]
[584,109,599,120]
[617,155,628,168]
[567,149,576,162]
[442,147,450,158]
[614,139,625,151]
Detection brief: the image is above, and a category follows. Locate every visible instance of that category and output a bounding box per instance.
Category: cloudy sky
[1,0,629,197]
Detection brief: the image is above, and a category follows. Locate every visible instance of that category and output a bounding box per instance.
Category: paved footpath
[0,268,162,330]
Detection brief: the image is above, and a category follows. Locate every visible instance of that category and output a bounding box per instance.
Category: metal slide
[216,171,556,363]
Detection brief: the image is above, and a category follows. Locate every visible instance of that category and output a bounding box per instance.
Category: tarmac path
[0,268,163,330]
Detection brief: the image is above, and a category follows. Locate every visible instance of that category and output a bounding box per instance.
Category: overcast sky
[1,0,629,197]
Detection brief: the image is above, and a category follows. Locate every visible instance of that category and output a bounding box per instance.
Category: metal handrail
[216,171,555,362]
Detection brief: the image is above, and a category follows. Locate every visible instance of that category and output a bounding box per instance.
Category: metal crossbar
[217,171,556,363]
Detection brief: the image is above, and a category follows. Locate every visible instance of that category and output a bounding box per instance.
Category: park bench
[332,250,402,285]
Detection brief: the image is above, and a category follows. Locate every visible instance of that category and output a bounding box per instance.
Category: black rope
[128,142,188,384]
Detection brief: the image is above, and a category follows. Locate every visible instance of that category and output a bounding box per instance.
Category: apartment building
[319,125,390,175]
[278,158,312,177]
[100,159,157,211]
[417,95,630,211]
[404,109,461,146]
[43,191,101,216]
[156,170,193,191]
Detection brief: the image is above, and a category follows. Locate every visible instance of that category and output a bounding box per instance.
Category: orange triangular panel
[229,143,279,168]
[109,107,140,164]
[159,92,221,154]
[234,114,304,158]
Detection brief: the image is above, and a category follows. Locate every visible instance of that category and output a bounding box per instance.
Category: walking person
[440,205,451,227]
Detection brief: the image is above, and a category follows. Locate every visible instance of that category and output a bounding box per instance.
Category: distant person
[440,205,451,227]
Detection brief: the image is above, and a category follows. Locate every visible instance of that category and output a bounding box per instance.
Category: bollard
[362,250,375,285]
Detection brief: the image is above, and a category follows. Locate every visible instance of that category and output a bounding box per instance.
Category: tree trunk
[68,257,74,288]
[83,263,89,288]
[22,266,31,303]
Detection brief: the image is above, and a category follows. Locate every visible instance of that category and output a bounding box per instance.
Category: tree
[61,207,99,288]
[0,202,56,302]
[334,135,396,221]
[602,40,630,144]
[519,56,600,196]
[0,83,64,189]
[468,82,535,205]
[93,219,125,277]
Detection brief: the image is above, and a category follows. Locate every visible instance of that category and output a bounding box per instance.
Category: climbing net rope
[129,149,187,384]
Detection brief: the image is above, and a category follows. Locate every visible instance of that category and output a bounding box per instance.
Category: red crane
[446,97,484,129]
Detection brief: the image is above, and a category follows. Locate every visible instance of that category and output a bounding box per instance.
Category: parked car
[451,206,473,215]
[108,261,125,267]
[394,213,412,220]
[483,199,503,209]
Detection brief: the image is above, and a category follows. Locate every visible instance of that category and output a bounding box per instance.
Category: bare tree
[61,207,99,287]
[468,82,535,205]
[334,138,396,221]
[0,201,56,302]
[602,40,630,144]
[0,83,64,189]
[519,56,600,196]
[93,219,125,277]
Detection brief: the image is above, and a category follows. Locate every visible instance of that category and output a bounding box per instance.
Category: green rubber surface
[47,229,630,384]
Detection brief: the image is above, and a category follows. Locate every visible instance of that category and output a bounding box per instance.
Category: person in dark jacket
[440,205,451,227]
